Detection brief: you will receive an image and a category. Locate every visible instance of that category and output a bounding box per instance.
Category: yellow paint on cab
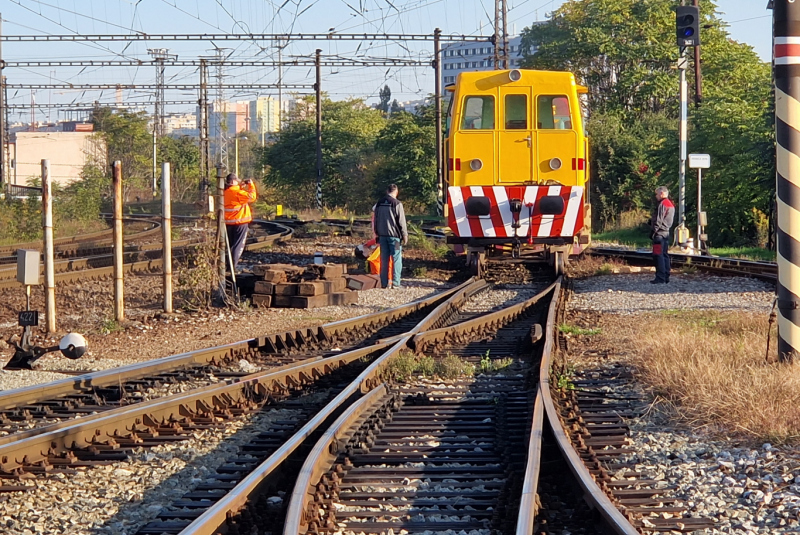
[445,69,588,190]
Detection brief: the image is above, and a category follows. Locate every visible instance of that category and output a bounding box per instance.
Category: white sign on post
[688,153,711,169]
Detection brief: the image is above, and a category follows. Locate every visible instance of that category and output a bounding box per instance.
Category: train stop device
[5,249,87,370]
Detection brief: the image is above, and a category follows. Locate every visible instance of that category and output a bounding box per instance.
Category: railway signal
[676,6,700,47]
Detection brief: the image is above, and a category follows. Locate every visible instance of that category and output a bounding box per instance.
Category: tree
[262,96,385,210]
[90,106,153,199]
[390,99,403,115]
[520,0,774,245]
[378,85,392,114]
[159,136,200,201]
[375,111,437,212]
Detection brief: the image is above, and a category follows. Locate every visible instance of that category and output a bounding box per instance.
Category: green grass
[708,246,776,262]
[592,227,651,248]
[558,324,602,336]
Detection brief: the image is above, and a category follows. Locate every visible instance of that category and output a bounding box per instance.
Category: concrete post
[41,159,56,333]
[161,162,173,313]
[775,0,800,361]
[315,49,323,210]
[112,161,124,322]
[216,164,226,299]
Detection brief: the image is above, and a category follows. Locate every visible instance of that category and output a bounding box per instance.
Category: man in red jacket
[223,173,257,270]
[651,186,675,284]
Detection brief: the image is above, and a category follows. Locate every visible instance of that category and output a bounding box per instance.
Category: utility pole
[315,49,323,210]
[434,28,444,216]
[0,14,4,193]
[675,3,700,247]
[493,0,509,69]
[774,0,800,361]
[215,48,230,173]
[149,48,177,198]
[277,38,283,132]
[199,58,210,203]
[693,0,703,106]
[677,48,688,244]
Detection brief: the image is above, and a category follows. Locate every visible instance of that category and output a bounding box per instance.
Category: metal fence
[5,184,43,198]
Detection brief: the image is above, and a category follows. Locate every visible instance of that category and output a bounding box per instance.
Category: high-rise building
[250,97,281,142]
[201,101,249,139]
[440,35,528,89]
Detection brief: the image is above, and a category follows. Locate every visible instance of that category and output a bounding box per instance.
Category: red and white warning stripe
[775,37,800,66]
[447,185,584,239]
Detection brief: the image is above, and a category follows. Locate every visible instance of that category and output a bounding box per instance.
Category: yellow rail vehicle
[444,69,591,275]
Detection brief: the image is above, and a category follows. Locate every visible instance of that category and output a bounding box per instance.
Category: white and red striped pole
[775,0,800,362]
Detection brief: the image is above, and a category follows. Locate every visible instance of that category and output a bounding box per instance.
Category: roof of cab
[454,69,587,95]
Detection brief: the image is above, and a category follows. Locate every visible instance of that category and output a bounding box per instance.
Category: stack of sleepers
[250,263,359,309]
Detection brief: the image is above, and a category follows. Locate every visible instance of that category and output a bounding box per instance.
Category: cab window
[504,94,527,129]
[461,96,495,130]
[537,95,571,130]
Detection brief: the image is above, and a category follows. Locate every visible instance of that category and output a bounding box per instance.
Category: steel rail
[515,389,545,535]
[175,277,482,535]
[284,384,392,535]
[0,217,161,257]
[283,281,556,535]
[0,220,291,289]
[0,284,458,412]
[0,343,394,473]
[411,282,552,353]
[537,279,640,535]
[589,247,777,282]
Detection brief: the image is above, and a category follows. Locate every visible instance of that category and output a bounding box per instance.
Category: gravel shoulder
[0,233,457,392]
[565,272,800,534]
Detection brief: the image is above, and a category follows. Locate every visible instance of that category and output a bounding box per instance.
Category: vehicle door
[498,86,533,184]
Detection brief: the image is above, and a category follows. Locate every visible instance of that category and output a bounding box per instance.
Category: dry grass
[620,310,800,443]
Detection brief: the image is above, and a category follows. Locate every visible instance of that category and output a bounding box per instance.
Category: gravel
[566,272,800,534]
[0,279,450,393]
[570,273,775,314]
[0,406,301,535]
[620,429,800,534]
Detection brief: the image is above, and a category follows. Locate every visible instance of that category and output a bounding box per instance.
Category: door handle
[524,136,532,148]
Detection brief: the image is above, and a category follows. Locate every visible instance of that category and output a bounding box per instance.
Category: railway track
[0,278,554,533]
[0,287,455,447]
[0,219,292,289]
[589,246,777,283]
[0,273,725,534]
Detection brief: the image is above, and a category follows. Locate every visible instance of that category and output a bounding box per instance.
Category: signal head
[676,6,700,47]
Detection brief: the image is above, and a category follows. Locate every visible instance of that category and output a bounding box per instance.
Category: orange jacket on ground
[224,183,257,225]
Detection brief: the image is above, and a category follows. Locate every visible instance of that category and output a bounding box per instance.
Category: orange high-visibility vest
[224,183,257,225]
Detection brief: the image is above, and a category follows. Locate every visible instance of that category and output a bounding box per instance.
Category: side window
[504,94,527,129]
[460,96,495,130]
[444,95,454,137]
[537,95,572,130]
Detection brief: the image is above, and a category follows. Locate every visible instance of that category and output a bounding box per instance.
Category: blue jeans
[653,235,671,282]
[378,236,403,288]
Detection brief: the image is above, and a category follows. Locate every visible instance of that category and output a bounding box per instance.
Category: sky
[0,0,773,124]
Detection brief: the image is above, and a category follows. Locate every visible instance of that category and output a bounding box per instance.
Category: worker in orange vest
[223,173,257,270]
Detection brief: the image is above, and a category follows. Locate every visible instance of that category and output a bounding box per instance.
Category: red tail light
[449,158,461,171]
[571,158,585,171]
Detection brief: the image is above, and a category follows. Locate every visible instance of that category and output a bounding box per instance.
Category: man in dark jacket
[651,186,675,284]
[373,184,408,289]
